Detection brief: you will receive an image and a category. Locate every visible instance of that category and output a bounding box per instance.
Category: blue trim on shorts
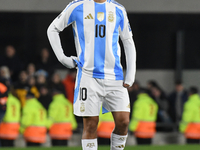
[73,66,82,104]
[102,106,109,114]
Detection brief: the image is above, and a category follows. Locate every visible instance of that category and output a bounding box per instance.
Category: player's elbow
[47,23,58,37]
[57,56,65,64]
[47,24,53,37]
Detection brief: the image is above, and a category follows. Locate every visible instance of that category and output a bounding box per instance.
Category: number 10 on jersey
[95,24,106,38]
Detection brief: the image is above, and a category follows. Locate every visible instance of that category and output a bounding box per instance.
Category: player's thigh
[73,73,103,116]
[103,80,130,113]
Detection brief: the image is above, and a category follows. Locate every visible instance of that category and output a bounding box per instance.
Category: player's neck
[93,0,106,3]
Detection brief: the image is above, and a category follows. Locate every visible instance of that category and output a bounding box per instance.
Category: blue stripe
[73,67,82,104]
[93,3,106,79]
[112,7,124,80]
[68,4,85,67]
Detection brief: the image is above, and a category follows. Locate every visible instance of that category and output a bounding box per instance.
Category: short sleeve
[53,3,77,31]
[119,10,133,41]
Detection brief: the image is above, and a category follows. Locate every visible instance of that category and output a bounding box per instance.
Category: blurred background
[0,0,200,148]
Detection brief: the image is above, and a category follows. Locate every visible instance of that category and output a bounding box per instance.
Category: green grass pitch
[0,145,199,150]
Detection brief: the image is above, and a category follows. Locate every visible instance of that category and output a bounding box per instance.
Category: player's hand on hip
[60,56,77,69]
[123,83,130,88]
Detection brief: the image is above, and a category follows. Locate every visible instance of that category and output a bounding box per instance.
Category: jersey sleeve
[53,3,77,31]
[119,9,133,41]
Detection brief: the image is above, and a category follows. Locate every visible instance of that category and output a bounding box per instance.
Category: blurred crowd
[0,45,200,147]
[128,80,188,131]
[0,45,79,147]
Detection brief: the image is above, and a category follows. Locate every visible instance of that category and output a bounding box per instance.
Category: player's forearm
[122,38,136,86]
[47,23,76,68]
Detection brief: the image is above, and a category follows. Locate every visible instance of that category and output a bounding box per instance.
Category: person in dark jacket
[168,81,188,126]
[0,45,23,82]
[38,84,52,111]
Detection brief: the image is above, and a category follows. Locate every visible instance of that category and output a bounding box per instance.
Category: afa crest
[108,11,114,22]
[80,102,85,113]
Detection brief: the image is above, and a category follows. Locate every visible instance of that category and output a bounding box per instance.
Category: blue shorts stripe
[73,67,82,104]
[102,106,109,114]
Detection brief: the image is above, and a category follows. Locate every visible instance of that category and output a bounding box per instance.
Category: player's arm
[47,4,77,69]
[119,10,136,87]
[122,38,136,87]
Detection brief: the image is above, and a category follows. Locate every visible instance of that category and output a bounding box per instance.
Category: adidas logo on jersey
[85,13,94,19]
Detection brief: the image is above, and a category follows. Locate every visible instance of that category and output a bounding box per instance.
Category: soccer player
[47,0,136,149]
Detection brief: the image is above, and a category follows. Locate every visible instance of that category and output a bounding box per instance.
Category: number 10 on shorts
[79,87,87,101]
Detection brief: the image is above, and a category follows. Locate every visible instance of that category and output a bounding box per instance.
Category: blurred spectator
[0,45,23,82]
[168,81,188,124]
[20,90,47,147]
[147,80,158,90]
[148,81,171,131]
[0,66,12,88]
[35,70,48,90]
[27,76,36,87]
[129,88,158,145]
[49,72,66,96]
[14,71,39,107]
[0,81,8,122]
[38,85,52,110]
[14,70,29,107]
[27,76,40,99]
[48,85,77,146]
[0,93,20,147]
[151,86,170,122]
[36,48,53,75]
[179,87,200,144]
[26,63,36,78]
[62,69,77,104]
[147,80,167,99]
[97,107,115,145]
[13,71,29,107]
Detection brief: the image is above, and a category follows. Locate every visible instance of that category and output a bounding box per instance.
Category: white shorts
[73,70,130,117]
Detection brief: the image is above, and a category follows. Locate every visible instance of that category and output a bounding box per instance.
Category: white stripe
[83,1,95,70]
[104,3,117,80]
[73,22,82,59]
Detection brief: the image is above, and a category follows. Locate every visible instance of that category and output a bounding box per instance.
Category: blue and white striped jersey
[53,0,134,81]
